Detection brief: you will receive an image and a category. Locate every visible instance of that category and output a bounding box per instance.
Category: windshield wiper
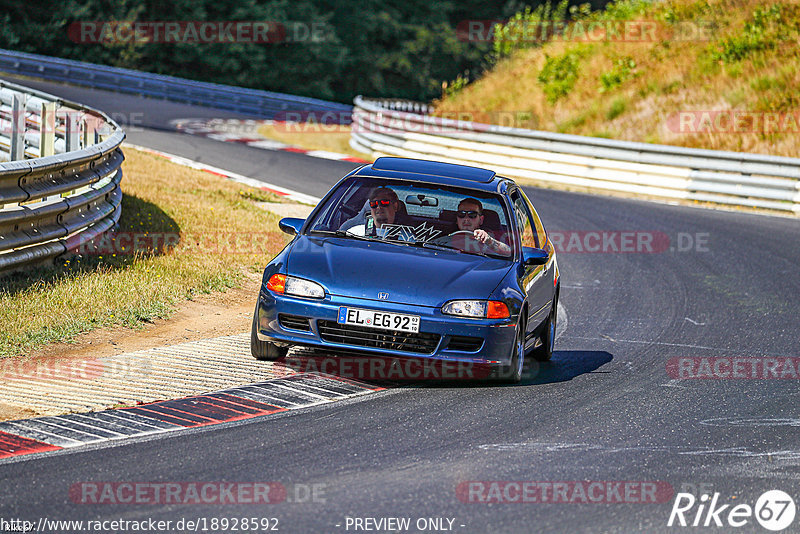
[419,240,499,258]
[416,241,462,253]
[307,229,372,241]
[417,241,491,258]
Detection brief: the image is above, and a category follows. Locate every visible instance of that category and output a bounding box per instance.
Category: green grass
[606,97,627,120]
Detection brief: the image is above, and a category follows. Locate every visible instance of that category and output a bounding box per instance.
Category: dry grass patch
[0,148,291,358]
[256,122,371,160]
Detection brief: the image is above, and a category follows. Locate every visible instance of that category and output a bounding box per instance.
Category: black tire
[531,295,558,362]
[250,307,288,361]
[495,314,526,383]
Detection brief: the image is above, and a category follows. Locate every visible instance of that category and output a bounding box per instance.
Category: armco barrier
[351,97,800,214]
[0,79,124,274]
[0,48,352,119]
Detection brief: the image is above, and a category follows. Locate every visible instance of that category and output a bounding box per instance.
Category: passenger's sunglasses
[369,199,394,208]
[456,210,481,219]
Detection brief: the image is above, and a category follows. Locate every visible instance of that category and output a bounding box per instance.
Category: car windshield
[306,176,514,258]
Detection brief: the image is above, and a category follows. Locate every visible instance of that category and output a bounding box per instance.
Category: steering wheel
[432,230,479,242]
[449,230,479,239]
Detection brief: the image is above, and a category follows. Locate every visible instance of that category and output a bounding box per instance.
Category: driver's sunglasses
[369,199,393,208]
[457,210,481,219]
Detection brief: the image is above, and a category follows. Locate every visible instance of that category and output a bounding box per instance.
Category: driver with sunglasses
[368,187,402,230]
[454,198,511,256]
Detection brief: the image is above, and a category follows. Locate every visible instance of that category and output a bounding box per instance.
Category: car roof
[352,157,513,193]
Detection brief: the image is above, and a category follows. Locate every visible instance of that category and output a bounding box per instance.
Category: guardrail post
[10,93,26,161]
[40,101,56,157]
[82,117,96,149]
[65,110,81,152]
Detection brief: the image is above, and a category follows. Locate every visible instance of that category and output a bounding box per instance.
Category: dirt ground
[0,404,37,421]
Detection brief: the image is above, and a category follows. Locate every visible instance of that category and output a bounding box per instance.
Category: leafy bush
[593,0,651,21]
[492,1,570,59]
[442,72,471,99]
[600,57,637,92]
[660,0,712,24]
[537,48,585,104]
[710,4,792,63]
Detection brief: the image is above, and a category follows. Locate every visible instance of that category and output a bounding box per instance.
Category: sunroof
[370,157,496,183]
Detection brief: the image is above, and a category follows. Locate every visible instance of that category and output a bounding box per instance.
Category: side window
[511,190,539,249]
[521,190,548,250]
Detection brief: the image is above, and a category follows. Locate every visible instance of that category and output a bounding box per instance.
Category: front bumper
[256,290,518,365]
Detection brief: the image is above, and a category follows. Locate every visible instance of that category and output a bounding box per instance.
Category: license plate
[337,307,420,333]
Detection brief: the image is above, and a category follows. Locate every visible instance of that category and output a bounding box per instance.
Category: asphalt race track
[2,78,800,533]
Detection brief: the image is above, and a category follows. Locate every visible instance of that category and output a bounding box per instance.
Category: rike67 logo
[668,490,796,531]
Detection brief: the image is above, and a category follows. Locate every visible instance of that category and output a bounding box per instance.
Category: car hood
[287,236,513,307]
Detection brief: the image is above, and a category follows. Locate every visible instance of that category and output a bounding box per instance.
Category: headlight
[441,300,510,319]
[266,274,325,299]
[441,300,486,318]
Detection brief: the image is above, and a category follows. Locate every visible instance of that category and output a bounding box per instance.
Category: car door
[510,188,554,344]
[524,188,557,298]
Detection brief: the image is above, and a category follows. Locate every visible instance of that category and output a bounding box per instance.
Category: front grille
[279,314,311,332]
[317,320,440,354]
[446,335,484,352]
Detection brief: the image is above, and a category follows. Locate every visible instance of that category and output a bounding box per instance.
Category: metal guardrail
[0,79,124,274]
[351,96,800,214]
[0,48,352,120]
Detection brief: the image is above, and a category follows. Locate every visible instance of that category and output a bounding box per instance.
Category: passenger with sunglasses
[454,198,511,256]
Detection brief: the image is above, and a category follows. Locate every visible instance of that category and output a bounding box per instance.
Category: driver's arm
[474,229,511,255]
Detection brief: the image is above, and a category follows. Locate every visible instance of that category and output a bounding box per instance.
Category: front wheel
[250,307,288,361]
[495,315,525,383]
[531,295,557,362]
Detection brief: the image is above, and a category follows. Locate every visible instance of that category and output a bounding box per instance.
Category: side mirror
[279,217,304,235]
[522,247,549,266]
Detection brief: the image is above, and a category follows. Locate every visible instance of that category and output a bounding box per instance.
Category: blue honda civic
[252,157,560,382]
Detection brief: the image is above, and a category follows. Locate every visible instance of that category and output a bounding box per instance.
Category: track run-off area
[1,77,800,533]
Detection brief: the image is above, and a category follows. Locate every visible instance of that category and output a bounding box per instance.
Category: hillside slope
[435,0,800,158]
